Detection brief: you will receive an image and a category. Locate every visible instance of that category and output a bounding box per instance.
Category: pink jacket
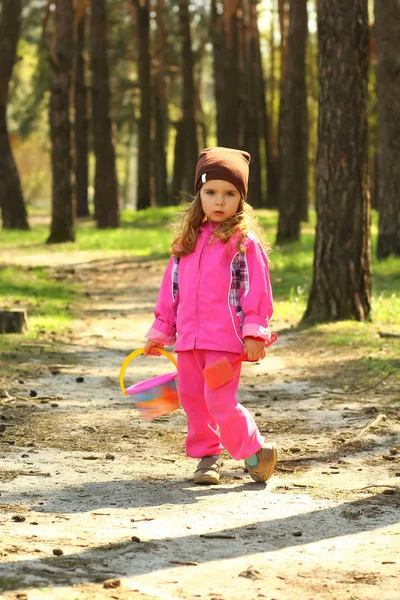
[146,221,273,354]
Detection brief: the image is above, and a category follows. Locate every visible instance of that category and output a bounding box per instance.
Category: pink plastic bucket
[125,371,179,421]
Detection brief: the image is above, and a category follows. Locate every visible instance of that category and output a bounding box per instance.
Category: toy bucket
[119,348,179,420]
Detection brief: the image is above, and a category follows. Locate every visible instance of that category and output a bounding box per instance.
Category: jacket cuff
[242,321,271,341]
[146,326,176,347]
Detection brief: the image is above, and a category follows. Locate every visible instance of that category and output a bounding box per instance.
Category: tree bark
[220,0,242,148]
[211,0,226,145]
[171,120,185,203]
[276,0,308,244]
[153,0,169,206]
[0,0,29,230]
[303,0,371,323]
[47,0,76,243]
[374,0,400,259]
[242,0,263,207]
[265,0,279,209]
[90,0,120,226]
[74,14,89,218]
[0,309,28,334]
[179,0,199,194]
[277,0,289,180]
[130,0,152,210]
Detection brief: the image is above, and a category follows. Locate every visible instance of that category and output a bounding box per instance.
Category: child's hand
[244,337,266,362]
[144,339,165,356]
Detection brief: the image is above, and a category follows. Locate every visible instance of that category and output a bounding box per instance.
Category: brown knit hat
[194,147,251,199]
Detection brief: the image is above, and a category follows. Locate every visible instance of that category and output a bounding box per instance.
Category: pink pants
[177,349,264,460]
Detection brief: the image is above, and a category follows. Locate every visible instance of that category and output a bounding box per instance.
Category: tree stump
[0,309,28,333]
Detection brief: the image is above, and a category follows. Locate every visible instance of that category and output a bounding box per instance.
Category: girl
[144,147,277,485]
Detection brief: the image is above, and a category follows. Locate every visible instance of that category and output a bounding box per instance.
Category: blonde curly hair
[170,192,270,257]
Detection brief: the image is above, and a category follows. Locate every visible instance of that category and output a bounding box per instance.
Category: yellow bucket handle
[119,347,178,396]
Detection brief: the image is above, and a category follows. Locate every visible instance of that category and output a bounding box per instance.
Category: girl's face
[200,179,241,222]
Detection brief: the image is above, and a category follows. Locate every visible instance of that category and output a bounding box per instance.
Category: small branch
[169,560,198,566]
[200,533,236,539]
[344,413,387,444]
[347,485,399,491]
[19,471,52,477]
[326,372,393,395]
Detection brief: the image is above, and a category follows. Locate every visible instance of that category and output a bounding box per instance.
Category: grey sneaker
[193,456,222,485]
[245,443,277,483]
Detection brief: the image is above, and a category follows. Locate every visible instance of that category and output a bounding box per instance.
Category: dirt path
[1,252,399,600]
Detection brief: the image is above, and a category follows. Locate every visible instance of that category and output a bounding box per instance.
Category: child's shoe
[193,456,222,485]
[245,443,277,483]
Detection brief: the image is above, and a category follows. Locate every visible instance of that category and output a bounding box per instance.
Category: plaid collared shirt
[172,257,180,301]
[229,252,248,315]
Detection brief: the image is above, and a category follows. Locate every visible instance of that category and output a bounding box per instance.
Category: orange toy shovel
[203,333,278,390]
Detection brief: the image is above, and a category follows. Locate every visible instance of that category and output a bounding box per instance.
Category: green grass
[1,208,399,365]
[0,206,177,256]
[0,265,77,341]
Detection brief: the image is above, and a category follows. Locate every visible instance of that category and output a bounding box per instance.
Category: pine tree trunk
[131,0,152,210]
[242,0,263,207]
[220,0,242,148]
[211,0,226,145]
[0,0,29,230]
[171,120,185,203]
[276,0,308,244]
[153,0,169,206]
[306,8,318,213]
[303,0,371,323]
[90,0,119,226]
[277,0,289,182]
[47,0,76,243]
[374,0,400,259]
[195,21,208,151]
[179,0,198,194]
[74,14,89,218]
[265,0,279,209]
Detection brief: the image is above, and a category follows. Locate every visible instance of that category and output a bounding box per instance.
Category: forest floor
[0,248,400,600]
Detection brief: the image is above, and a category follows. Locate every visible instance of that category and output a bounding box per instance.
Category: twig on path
[325,372,393,396]
[19,471,52,477]
[346,485,399,491]
[169,560,198,566]
[344,413,387,444]
[200,533,236,539]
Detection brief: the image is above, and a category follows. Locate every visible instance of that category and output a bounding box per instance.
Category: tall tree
[374,0,400,259]
[179,0,199,193]
[210,0,226,145]
[221,0,242,148]
[0,0,29,230]
[74,9,89,217]
[242,0,263,206]
[265,0,279,209]
[152,0,169,206]
[276,0,308,243]
[90,0,119,227]
[277,0,289,176]
[171,120,185,201]
[129,0,152,210]
[303,0,371,322]
[47,0,75,243]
